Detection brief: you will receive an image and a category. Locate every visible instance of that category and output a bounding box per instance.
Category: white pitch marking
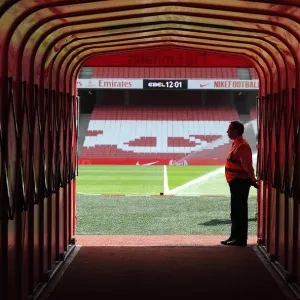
[163,165,170,194]
[166,153,257,195]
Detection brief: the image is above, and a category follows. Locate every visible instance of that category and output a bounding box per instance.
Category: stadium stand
[78,114,92,156]
[80,105,240,164]
[249,68,259,80]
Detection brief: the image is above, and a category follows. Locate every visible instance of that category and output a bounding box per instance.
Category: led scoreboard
[143,79,188,90]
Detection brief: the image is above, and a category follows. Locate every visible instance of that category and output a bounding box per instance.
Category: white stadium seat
[80,105,239,160]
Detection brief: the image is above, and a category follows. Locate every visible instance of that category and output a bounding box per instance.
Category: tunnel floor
[39,239,296,300]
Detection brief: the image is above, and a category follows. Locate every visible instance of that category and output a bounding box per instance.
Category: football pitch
[75,165,258,235]
[76,165,258,196]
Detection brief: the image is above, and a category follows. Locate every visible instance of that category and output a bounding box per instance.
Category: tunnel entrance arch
[0,2,299,300]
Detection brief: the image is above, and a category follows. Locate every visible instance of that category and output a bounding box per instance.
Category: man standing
[221,121,258,246]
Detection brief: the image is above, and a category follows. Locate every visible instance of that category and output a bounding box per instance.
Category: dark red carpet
[46,246,292,300]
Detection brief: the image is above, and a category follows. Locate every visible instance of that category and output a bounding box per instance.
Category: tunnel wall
[0,1,299,300]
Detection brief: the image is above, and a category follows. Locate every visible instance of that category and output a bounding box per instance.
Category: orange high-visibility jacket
[225,138,252,183]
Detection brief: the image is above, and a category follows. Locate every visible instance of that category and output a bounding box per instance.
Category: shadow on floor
[200,218,257,226]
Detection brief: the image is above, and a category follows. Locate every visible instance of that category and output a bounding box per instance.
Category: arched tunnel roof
[0,3,300,297]
[0,0,299,103]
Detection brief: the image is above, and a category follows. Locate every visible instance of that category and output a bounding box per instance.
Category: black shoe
[220,238,232,245]
[226,240,247,246]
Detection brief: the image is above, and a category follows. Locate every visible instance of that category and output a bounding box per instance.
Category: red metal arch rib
[10,4,296,97]
[2,1,299,80]
[0,1,298,105]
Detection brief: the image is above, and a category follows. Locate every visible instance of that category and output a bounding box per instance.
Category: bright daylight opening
[75,54,259,246]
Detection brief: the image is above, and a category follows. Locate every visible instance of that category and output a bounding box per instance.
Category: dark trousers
[229,178,251,242]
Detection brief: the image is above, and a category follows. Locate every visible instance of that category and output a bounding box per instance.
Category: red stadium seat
[81,105,238,161]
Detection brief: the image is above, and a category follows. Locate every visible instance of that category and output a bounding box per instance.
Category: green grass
[77,165,163,194]
[76,194,257,235]
[77,165,225,195]
[76,165,258,235]
[167,165,221,190]
[77,165,257,196]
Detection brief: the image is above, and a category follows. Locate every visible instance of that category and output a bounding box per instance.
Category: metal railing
[0,79,78,221]
[258,89,299,198]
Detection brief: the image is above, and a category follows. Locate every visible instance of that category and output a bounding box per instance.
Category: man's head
[227,120,244,140]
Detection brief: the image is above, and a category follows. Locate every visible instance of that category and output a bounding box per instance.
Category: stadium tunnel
[0,1,299,299]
